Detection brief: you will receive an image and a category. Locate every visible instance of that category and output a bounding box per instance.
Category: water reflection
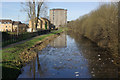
[18,33,118,78]
[69,33,118,78]
[18,53,44,78]
[50,33,67,48]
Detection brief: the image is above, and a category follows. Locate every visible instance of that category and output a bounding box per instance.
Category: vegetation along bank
[67,3,120,67]
[1,29,64,79]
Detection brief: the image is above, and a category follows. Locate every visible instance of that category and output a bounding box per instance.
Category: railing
[2,30,51,47]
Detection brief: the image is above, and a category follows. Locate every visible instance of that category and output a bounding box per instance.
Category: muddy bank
[67,31,120,77]
[67,30,120,68]
[83,35,120,67]
[19,33,61,66]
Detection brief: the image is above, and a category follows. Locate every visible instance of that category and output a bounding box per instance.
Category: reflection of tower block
[50,33,67,48]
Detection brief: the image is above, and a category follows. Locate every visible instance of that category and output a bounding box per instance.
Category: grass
[7,32,29,35]
[1,29,64,80]
[2,31,37,47]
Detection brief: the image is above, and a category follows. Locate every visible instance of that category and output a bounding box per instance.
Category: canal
[18,33,118,78]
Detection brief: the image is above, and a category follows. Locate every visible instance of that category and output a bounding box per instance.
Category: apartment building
[50,8,67,28]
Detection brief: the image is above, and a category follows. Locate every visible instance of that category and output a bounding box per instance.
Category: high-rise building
[50,8,67,28]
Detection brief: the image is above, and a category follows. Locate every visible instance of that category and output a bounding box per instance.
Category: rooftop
[0,19,13,23]
[13,21,21,25]
[40,17,49,21]
[0,19,27,26]
[50,8,67,11]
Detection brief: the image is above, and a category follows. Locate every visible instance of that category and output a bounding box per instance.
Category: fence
[2,30,51,47]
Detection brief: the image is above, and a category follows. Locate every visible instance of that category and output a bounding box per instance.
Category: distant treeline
[67,3,118,56]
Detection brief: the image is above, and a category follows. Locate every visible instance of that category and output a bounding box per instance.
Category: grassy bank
[2,30,50,47]
[1,29,64,79]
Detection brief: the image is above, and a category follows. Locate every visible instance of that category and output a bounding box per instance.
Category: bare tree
[21,0,46,32]
[40,3,48,18]
[35,1,44,31]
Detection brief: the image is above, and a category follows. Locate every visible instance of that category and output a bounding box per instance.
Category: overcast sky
[0,2,103,23]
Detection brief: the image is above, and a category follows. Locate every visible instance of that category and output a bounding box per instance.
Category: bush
[67,3,118,56]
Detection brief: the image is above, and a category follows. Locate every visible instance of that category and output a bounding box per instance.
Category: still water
[18,33,118,78]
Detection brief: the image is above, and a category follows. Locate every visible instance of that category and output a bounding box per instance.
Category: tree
[21,0,47,32]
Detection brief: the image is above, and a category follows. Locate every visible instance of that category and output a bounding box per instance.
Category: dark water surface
[18,33,118,78]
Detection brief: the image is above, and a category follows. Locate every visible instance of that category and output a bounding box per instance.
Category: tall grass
[67,3,118,56]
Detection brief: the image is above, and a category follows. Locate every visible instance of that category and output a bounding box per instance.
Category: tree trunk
[35,2,43,31]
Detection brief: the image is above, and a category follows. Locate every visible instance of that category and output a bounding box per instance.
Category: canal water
[18,33,118,78]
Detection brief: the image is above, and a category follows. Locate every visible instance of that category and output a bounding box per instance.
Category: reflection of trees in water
[29,53,46,78]
[68,32,118,78]
[33,59,35,80]
[36,53,43,76]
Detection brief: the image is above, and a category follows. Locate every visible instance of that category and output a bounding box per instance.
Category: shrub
[67,3,118,56]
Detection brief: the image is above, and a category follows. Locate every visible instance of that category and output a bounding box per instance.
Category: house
[28,17,50,32]
[0,19,13,32]
[0,19,28,33]
[13,21,28,32]
[40,17,50,30]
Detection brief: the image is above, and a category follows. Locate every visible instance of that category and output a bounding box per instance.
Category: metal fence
[2,30,51,47]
